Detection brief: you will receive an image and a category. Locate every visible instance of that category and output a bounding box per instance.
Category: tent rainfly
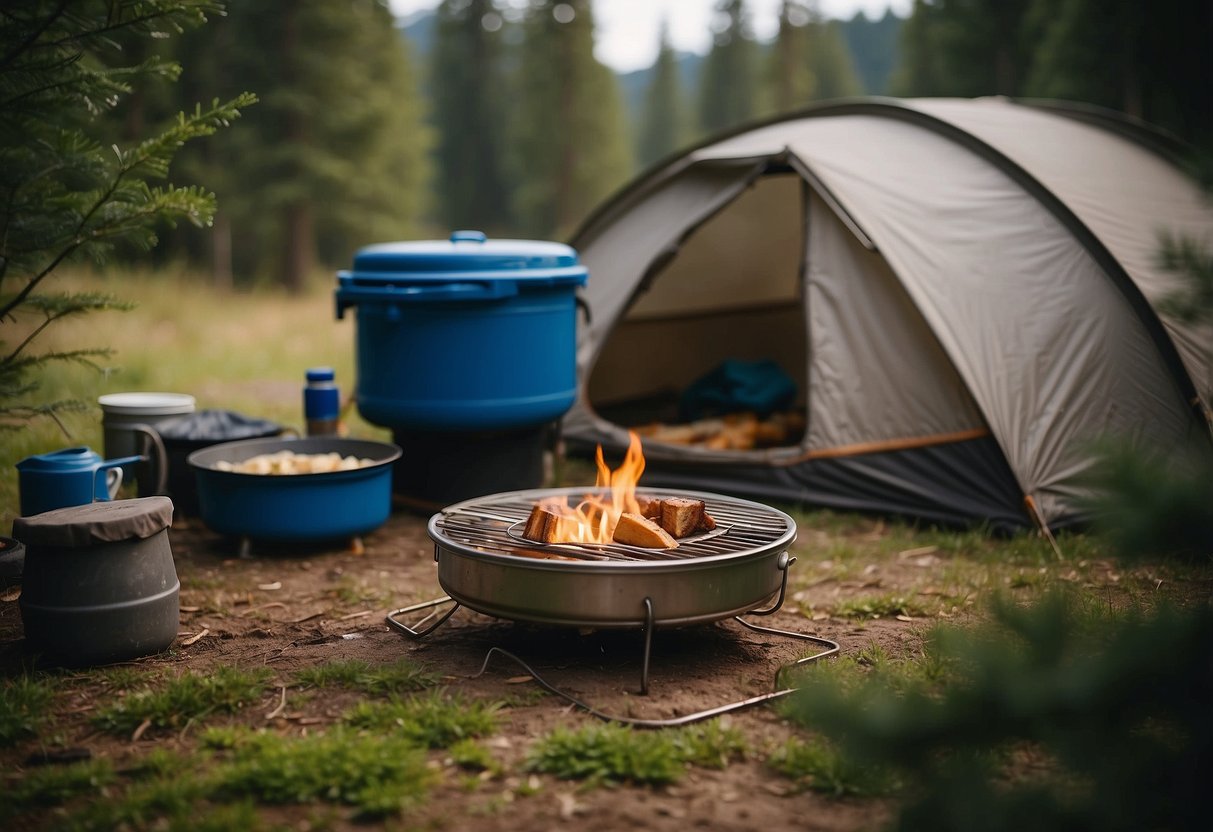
[562,97,1213,532]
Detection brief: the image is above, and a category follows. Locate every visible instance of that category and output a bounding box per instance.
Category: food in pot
[213,450,375,475]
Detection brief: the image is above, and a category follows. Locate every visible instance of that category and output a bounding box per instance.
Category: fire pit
[387,475,838,725]
[421,486,796,628]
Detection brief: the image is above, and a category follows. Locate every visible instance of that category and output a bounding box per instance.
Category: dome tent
[562,97,1213,532]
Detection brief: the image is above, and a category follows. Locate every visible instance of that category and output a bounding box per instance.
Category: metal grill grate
[432,488,793,563]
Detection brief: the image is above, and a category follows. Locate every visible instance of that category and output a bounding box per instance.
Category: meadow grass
[292,657,437,695]
[525,719,750,787]
[766,735,897,796]
[92,666,274,737]
[0,673,57,746]
[4,730,435,827]
[341,690,503,748]
[2,266,386,527]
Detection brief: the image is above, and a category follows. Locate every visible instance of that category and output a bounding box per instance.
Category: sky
[387,0,912,73]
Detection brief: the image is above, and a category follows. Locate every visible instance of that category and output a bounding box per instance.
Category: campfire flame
[544,431,646,543]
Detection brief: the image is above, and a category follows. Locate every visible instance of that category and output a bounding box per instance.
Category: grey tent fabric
[564,97,1213,531]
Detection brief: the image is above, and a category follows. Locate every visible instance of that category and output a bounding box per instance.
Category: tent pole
[1023,494,1063,559]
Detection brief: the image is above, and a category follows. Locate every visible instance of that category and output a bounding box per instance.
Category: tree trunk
[278,3,312,293]
[211,213,232,290]
[281,201,313,294]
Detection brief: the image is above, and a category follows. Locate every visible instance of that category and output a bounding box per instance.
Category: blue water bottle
[304,367,340,436]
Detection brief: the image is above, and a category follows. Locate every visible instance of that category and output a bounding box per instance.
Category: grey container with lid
[14,497,179,666]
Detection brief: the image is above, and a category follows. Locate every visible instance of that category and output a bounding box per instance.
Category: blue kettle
[16,447,144,517]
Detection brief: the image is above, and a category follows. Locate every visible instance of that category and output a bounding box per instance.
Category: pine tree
[891,0,1037,97]
[510,0,632,237]
[1024,0,1212,147]
[637,19,687,168]
[841,8,904,95]
[431,0,513,231]
[0,1,254,429]
[807,20,863,100]
[765,0,815,115]
[698,0,760,135]
[889,0,948,96]
[206,0,429,290]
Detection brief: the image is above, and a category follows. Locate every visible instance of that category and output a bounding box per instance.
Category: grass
[214,728,436,819]
[92,666,274,736]
[342,690,502,748]
[292,658,436,695]
[525,719,750,787]
[831,593,933,620]
[0,674,56,747]
[4,730,437,827]
[447,738,500,773]
[766,735,895,797]
[1,758,117,823]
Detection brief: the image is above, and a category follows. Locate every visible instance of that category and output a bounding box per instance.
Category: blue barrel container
[336,231,588,432]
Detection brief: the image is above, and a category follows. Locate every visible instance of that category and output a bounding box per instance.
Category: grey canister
[14,497,179,666]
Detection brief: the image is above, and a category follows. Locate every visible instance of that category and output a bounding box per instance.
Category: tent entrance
[587,172,809,451]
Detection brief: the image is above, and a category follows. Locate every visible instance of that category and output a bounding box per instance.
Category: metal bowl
[188,437,401,541]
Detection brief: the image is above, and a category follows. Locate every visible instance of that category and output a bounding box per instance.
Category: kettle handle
[94,454,140,501]
[126,423,169,496]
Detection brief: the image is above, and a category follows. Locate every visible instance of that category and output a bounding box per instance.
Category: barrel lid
[98,392,196,416]
[12,497,173,549]
[346,230,586,284]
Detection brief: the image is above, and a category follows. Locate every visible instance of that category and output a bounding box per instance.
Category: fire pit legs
[640,597,654,695]
[464,620,839,728]
[386,595,462,638]
[383,583,841,728]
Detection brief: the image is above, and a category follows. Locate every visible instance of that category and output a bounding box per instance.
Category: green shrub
[785,592,1213,831]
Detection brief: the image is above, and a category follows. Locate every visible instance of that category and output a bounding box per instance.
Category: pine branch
[2,290,133,365]
[1,346,115,377]
[1156,231,1213,325]
[0,397,90,437]
[0,1,69,72]
[0,1,253,428]
[0,92,254,320]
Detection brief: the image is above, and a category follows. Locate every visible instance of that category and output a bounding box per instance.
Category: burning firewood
[612,512,678,549]
[522,501,564,544]
[635,494,663,520]
[636,495,718,538]
[660,497,708,538]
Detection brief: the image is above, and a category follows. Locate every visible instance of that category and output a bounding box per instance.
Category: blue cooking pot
[335,230,588,431]
[188,437,401,541]
[17,447,144,516]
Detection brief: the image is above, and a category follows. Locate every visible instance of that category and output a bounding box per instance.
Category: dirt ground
[0,499,982,831]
